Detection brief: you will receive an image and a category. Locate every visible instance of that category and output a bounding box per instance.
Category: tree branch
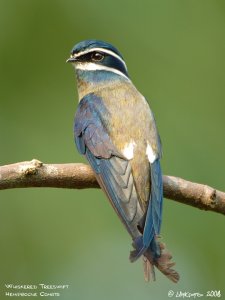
[0,159,224,216]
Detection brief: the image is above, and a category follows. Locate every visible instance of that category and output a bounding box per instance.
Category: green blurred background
[0,0,225,299]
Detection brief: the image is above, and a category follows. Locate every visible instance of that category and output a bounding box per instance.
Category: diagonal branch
[0,159,224,216]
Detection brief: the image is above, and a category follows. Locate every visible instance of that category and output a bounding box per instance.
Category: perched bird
[67,40,179,282]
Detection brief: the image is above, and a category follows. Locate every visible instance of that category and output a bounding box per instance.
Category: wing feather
[143,159,163,247]
[74,94,141,232]
[75,94,163,255]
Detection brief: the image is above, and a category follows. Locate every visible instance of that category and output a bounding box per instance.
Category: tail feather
[130,235,180,283]
[143,256,155,281]
[129,236,147,262]
[154,240,180,283]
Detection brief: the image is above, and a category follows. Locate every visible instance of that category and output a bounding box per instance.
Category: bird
[67,39,179,282]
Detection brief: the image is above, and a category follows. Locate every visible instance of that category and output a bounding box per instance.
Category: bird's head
[67,40,129,80]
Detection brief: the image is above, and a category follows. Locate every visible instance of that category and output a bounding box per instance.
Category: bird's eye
[91,52,104,62]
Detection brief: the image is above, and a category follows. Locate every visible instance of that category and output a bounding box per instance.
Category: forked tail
[130,236,180,283]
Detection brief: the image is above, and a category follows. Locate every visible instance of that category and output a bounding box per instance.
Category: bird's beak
[66,56,77,63]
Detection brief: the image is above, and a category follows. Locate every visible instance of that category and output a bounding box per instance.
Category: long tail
[130,236,180,283]
[154,239,180,283]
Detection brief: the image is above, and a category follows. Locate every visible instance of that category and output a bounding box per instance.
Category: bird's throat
[75,68,127,101]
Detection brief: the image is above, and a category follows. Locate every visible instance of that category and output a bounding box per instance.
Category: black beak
[66,56,77,63]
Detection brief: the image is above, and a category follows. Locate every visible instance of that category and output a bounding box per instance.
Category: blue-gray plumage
[67,40,179,282]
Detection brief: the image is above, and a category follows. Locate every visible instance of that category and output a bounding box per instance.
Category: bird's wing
[130,103,163,261]
[74,94,142,235]
[143,158,163,245]
[144,107,163,240]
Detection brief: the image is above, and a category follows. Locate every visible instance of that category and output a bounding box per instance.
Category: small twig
[0,159,224,215]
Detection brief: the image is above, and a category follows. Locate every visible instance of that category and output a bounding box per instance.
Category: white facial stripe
[73,47,127,71]
[146,142,157,163]
[75,62,130,80]
[122,141,136,160]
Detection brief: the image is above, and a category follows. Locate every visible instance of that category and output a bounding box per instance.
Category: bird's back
[94,80,158,211]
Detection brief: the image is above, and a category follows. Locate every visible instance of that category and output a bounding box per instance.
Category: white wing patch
[122,141,136,160]
[146,142,157,163]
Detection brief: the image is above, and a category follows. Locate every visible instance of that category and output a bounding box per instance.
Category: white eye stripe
[75,62,130,80]
[73,47,127,71]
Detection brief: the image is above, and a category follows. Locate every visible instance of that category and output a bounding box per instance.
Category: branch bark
[0,159,224,216]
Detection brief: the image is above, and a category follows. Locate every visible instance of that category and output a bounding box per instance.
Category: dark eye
[91,52,104,62]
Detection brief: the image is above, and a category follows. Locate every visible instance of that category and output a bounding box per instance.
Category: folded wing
[74,94,142,236]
